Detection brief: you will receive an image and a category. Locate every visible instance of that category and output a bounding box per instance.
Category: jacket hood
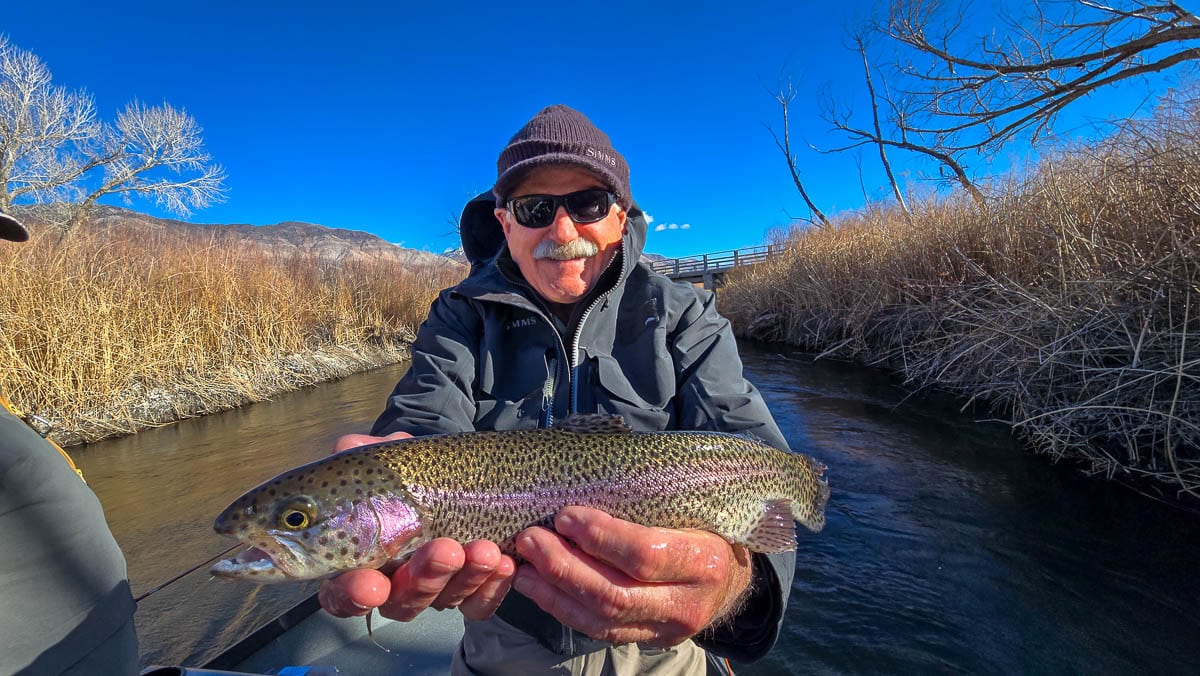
[457,191,649,277]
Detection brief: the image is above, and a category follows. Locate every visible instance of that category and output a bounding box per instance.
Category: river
[73,344,1200,672]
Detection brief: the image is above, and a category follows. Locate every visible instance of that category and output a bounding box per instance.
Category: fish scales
[211,414,829,582]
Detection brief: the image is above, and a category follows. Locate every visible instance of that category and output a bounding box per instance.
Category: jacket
[0,394,138,674]
[371,192,796,663]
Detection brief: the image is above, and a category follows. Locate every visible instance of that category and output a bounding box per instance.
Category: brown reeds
[0,224,464,444]
[724,87,1200,499]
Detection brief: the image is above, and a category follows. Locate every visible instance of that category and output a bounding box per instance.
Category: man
[319,105,796,674]
[0,210,139,675]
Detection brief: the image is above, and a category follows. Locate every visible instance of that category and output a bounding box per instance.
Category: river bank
[720,88,1200,501]
[0,221,462,445]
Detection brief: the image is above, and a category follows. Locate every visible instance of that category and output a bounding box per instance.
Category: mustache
[533,238,600,261]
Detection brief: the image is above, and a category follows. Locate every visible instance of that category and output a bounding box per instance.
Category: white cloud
[644,213,654,224]
[652,221,694,234]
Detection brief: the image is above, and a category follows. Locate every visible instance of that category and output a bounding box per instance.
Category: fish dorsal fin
[556,414,633,435]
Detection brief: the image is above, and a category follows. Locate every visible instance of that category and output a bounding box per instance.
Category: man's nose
[546,206,580,242]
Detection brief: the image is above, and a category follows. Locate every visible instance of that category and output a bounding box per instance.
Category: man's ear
[494,208,512,237]
[617,206,628,233]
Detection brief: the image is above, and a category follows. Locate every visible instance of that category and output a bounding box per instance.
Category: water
[73,348,1200,672]
[74,363,411,667]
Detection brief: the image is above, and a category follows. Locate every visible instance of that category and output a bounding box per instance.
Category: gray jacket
[371,193,795,663]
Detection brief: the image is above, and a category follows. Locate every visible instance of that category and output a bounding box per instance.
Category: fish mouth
[210,536,309,581]
[211,546,278,578]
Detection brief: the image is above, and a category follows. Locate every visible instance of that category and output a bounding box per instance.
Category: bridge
[648,244,784,289]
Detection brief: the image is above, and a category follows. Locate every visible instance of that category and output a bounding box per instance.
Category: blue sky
[3,1,1174,258]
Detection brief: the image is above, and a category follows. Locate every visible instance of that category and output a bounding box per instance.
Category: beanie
[494,105,632,209]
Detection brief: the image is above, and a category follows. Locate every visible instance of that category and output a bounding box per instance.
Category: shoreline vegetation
[0,223,464,446]
[722,88,1200,501]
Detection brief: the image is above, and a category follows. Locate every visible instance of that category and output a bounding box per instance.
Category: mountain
[41,205,464,270]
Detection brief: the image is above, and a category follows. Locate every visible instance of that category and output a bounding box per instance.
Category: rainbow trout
[211,414,829,582]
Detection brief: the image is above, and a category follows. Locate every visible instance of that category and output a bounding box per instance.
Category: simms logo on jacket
[506,317,538,331]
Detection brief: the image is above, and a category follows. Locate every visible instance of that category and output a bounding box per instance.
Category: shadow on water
[72,363,409,667]
[71,347,1200,672]
[740,343,1200,675]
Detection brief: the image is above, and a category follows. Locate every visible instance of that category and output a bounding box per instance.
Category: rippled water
[74,347,1200,672]
[742,345,1200,675]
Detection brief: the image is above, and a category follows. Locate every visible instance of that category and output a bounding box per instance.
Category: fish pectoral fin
[556,414,633,434]
[736,499,799,554]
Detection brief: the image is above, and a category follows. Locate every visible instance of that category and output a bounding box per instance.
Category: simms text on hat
[494,105,632,209]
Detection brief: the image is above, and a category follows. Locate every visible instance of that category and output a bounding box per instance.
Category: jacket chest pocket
[474,338,552,430]
[586,351,674,431]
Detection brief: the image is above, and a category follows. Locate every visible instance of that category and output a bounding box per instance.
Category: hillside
[18,205,462,270]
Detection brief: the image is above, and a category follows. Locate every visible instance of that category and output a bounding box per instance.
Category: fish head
[210,453,424,582]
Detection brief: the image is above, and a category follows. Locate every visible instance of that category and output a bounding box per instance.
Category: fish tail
[787,452,830,533]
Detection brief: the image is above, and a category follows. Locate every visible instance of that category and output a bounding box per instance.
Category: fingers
[458,543,517,621]
[378,538,515,622]
[553,506,727,584]
[319,568,390,617]
[379,538,466,621]
[513,527,672,645]
[332,430,413,454]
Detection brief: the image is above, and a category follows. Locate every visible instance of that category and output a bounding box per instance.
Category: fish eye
[275,497,318,531]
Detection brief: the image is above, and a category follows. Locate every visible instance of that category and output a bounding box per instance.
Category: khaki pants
[453,615,709,676]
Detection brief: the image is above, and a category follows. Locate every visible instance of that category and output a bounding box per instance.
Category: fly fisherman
[319,105,798,675]
[0,210,139,675]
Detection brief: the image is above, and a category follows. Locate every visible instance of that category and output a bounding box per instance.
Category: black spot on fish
[366,469,374,475]
[340,547,348,556]
[337,531,346,540]
[321,481,329,488]
[330,489,338,495]
[351,536,360,545]
[230,513,239,521]
[340,480,347,486]
[319,536,329,545]
[324,553,334,560]
[267,489,276,496]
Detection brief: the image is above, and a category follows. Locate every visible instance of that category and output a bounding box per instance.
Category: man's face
[494,165,627,304]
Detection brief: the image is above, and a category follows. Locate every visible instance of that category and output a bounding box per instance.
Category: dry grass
[724,87,1200,499]
[0,224,464,443]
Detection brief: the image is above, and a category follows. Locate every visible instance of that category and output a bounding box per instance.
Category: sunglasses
[506,189,618,229]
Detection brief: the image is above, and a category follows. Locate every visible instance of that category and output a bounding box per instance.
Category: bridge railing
[649,244,784,277]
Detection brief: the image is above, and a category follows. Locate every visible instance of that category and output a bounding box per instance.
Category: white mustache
[533,238,600,261]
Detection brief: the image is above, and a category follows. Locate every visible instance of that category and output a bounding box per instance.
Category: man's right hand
[317,432,516,622]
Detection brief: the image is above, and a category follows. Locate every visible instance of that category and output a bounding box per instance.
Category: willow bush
[724,89,1200,499]
[0,224,464,443]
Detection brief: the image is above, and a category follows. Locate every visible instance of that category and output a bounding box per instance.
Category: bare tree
[767,82,831,228]
[0,36,98,211]
[822,0,1199,201]
[0,37,225,232]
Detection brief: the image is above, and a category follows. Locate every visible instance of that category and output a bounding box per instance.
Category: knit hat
[494,104,632,209]
[0,211,29,242]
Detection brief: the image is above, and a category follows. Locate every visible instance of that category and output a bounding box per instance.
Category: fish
[210,414,829,582]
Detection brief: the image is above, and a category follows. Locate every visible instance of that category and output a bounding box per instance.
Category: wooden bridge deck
[648,244,782,289]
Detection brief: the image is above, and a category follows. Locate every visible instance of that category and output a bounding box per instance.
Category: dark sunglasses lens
[512,197,557,228]
[564,190,611,223]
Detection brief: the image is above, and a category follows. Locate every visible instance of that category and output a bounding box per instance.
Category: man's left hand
[512,506,752,647]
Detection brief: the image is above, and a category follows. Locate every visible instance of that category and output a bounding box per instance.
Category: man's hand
[318,432,516,622]
[512,506,753,647]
